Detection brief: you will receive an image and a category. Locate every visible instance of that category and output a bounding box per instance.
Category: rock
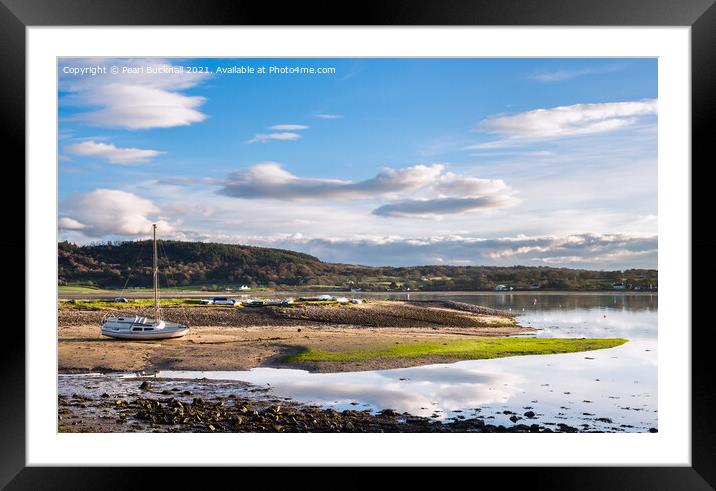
[649,428,658,433]
[524,411,536,418]
[557,423,579,433]
[139,381,152,390]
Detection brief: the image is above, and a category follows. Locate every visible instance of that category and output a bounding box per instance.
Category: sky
[57,58,658,269]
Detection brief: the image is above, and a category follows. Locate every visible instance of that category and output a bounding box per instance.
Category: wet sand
[58,300,529,373]
[59,324,530,373]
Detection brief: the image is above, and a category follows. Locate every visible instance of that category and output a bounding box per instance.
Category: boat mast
[153,223,160,320]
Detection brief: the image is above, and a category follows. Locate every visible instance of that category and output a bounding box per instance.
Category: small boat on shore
[100,224,189,340]
[100,315,189,340]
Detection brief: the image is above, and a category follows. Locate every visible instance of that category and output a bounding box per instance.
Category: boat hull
[100,316,190,340]
[101,327,189,340]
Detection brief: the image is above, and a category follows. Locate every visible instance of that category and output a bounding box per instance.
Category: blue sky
[58,58,657,269]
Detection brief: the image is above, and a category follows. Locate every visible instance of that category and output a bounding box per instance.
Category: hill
[58,240,658,291]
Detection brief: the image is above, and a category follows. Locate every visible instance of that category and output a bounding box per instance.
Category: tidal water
[148,293,658,432]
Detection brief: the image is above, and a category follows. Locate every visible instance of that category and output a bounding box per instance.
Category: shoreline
[59,289,659,300]
[57,298,651,433]
[59,300,531,373]
[58,300,628,373]
[58,374,653,433]
[59,324,534,373]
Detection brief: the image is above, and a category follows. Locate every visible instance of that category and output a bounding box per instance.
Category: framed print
[5,0,714,486]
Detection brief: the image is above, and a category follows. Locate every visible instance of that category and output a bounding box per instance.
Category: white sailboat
[100,224,190,340]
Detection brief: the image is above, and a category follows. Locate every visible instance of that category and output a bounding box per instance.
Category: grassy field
[59,298,207,310]
[58,285,114,294]
[286,337,628,363]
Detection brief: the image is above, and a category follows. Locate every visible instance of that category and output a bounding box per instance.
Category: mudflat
[58,300,530,373]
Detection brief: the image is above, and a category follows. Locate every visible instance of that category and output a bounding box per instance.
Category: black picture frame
[5,0,713,486]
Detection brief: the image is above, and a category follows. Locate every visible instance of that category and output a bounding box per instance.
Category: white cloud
[215,163,518,218]
[57,180,656,269]
[373,195,517,219]
[246,132,302,144]
[59,188,174,237]
[218,163,445,201]
[180,232,657,269]
[64,140,164,164]
[485,232,658,264]
[477,99,657,139]
[315,114,343,119]
[247,123,309,143]
[269,124,309,130]
[433,172,510,197]
[57,217,85,230]
[59,59,210,129]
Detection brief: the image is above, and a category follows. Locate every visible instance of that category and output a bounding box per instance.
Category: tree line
[58,240,658,291]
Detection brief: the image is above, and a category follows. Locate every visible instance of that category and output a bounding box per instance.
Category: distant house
[612,282,627,290]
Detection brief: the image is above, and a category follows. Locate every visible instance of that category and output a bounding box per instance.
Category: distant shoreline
[58,289,658,300]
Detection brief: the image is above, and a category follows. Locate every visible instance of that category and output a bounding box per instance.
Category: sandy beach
[59,300,529,373]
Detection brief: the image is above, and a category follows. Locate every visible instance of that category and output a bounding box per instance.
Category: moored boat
[100,315,189,340]
[100,224,189,340]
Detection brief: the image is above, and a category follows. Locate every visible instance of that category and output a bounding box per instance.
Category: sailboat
[100,224,190,340]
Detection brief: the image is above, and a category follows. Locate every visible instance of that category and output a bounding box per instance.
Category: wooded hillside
[58,240,658,291]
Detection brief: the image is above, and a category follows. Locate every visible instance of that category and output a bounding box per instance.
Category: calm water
[152,293,658,432]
